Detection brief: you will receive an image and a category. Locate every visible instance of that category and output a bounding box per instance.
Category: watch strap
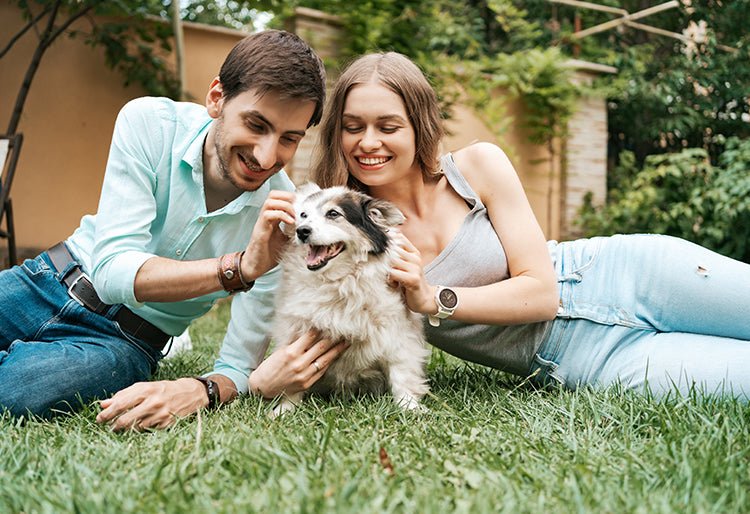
[194,376,220,409]
[428,286,458,327]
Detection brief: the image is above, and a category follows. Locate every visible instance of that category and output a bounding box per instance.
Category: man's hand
[248,331,350,399]
[242,190,296,282]
[96,375,235,432]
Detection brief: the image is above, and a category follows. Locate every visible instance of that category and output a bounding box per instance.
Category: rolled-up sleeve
[89,99,164,307]
[212,264,281,394]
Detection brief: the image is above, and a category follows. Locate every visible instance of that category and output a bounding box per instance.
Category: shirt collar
[181,120,273,213]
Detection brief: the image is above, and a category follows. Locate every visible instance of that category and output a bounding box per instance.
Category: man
[0,30,346,430]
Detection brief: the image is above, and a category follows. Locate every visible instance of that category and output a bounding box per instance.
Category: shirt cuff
[209,365,250,395]
[92,250,154,307]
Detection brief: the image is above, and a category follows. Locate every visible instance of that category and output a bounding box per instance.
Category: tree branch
[44,1,104,51]
[0,5,53,59]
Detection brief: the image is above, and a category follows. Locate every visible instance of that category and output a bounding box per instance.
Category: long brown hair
[311,52,444,190]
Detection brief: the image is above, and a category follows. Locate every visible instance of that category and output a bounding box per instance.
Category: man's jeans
[0,253,161,418]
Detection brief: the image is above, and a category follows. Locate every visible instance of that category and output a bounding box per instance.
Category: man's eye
[326,210,340,219]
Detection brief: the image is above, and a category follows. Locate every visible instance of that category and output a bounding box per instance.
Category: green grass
[2,301,749,513]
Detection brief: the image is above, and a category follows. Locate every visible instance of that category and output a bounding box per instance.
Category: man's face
[207,84,316,193]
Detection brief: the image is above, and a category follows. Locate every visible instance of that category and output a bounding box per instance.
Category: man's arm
[96,375,235,431]
[131,191,295,302]
[95,192,294,430]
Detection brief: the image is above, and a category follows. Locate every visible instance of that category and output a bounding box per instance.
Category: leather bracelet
[217,251,254,293]
[194,376,220,410]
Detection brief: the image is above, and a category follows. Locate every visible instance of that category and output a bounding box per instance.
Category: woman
[303,52,750,400]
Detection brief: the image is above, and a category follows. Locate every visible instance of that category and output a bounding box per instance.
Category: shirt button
[176,249,182,256]
[197,217,205,223]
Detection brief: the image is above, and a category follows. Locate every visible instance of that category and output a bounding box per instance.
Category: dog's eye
[299,212,307,219]
[325,209,341,219]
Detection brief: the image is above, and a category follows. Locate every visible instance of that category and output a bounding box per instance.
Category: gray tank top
[422,154,552,376]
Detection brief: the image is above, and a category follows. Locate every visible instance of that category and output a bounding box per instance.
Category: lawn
[1,300,748,514]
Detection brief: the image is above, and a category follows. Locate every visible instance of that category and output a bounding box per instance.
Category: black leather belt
[47,242,170,352]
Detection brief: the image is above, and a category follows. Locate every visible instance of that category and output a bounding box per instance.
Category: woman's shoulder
[449,142,516,187]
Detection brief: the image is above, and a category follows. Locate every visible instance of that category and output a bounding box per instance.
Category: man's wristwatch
[194,376,220,410]
[428,286,459,327]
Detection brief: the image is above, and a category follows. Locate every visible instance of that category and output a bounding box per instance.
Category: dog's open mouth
[305,243,345,270]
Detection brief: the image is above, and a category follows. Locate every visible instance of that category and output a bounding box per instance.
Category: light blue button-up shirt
[67,97,294,393]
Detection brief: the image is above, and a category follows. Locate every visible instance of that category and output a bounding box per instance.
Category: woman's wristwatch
[427,286,459,327]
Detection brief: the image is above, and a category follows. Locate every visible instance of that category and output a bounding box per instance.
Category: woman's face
[341,82,419,188]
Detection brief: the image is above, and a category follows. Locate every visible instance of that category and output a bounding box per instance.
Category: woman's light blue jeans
[0,253,161,418]
[532,234,750,399]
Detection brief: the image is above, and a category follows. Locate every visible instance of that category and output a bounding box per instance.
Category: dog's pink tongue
[306,245,327,267]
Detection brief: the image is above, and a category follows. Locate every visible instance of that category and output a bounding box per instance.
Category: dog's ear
[366,198,405,228]
[296,182,321,198]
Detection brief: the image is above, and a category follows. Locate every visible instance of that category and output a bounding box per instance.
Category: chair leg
[5,198,16,267]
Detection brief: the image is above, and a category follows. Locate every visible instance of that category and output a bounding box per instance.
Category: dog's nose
[296,226,312,242]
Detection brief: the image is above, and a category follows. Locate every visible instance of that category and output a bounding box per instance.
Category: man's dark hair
[219,30,326,127]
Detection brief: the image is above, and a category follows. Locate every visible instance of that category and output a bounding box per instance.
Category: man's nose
[253,136,278,170]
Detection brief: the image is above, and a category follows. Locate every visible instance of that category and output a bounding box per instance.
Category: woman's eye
[326,209,340,219]
[381,127,398,134]
[343,125,362,133]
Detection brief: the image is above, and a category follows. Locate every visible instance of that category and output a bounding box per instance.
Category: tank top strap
[440,153,482,210]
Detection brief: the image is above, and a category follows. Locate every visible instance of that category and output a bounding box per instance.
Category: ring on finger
[312,360,321,372]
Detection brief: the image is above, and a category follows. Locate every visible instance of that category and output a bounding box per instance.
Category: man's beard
[213,119,281,192]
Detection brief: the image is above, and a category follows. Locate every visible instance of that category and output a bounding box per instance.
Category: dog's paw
[394,395,426,412]
[269,394,303,419]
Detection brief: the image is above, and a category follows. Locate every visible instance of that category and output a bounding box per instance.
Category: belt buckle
[67,273,93,308]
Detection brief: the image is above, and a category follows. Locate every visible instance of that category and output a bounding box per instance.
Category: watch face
[439,288,458,309]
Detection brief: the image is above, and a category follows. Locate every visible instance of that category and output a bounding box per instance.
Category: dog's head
[290,183,405,271]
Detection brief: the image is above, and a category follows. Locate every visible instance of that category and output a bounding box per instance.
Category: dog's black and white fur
[270,183,430,415]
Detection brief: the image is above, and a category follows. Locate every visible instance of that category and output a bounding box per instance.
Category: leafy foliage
[460,48,581,145]
[544,0,750,165]
[268,0,579,146]
[578,138,750,262]
[3,0,181,134]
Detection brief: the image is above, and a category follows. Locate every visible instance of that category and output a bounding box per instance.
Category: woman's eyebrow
[343,113,407,123]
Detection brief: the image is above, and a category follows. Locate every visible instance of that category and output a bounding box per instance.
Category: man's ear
[206,77,224,119]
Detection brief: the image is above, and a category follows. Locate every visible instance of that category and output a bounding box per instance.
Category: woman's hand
[388,231,437,315]
[248,331,350,399]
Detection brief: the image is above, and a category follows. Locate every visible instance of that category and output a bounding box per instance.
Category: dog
[269,183,430,416]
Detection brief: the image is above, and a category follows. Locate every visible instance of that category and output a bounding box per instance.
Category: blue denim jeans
[532,234,750,399]
[0,252,161,418]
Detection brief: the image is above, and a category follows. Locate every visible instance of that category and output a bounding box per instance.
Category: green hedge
[578,137,750,263]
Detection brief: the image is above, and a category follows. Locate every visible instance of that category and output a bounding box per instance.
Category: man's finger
[96,386,148,423]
